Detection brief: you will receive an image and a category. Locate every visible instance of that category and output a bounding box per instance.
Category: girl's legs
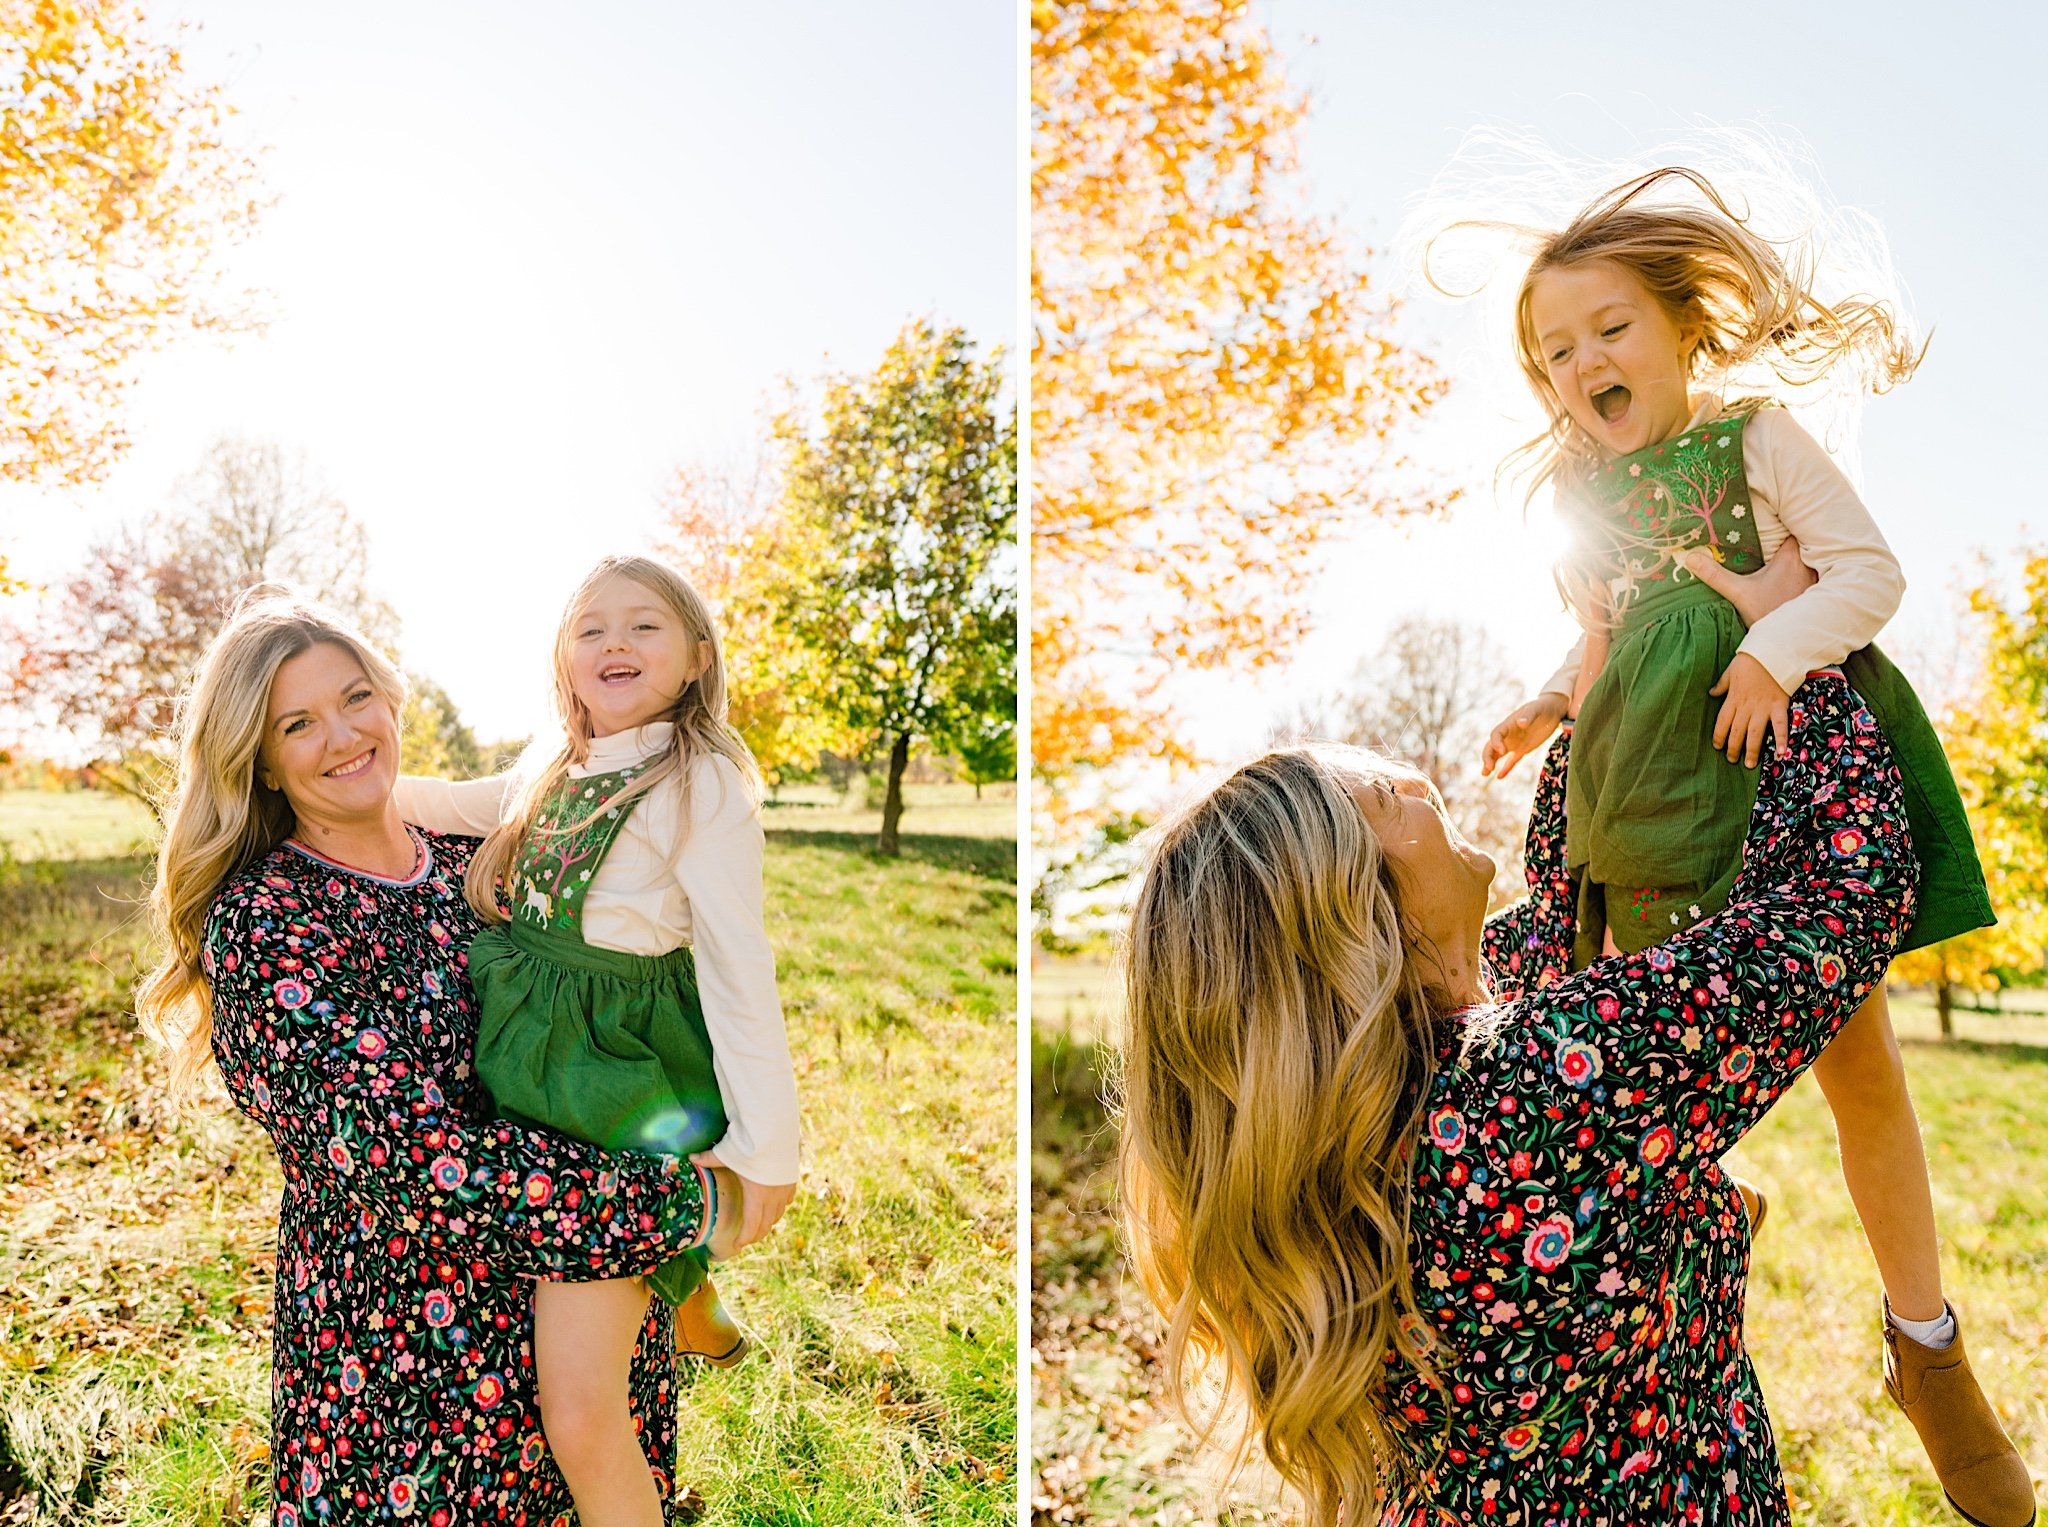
[1808,984,1945,1320]
[536,1277,663,1526]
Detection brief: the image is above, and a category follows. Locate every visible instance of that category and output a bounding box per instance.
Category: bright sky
[1171,0,2046,765]
[1,1,1016,743]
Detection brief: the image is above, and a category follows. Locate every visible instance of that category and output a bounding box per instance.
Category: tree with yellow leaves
[1890,551,2048,1036]
[1031,0,1452,801]
[1,0,261,501]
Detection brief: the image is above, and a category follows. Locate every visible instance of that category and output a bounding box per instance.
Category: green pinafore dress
[467,764,726,1306]
[1564,405,1993,969]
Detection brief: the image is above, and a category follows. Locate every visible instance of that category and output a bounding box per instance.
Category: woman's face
[1351,764,1495,964]
[258,641,401,829]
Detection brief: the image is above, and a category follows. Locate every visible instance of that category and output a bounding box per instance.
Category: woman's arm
[1480,727,1576,1000]
[206,900,710,1278]
[390,771,515,836]
[1524,672,1915,1184]
[668,757,800,1188]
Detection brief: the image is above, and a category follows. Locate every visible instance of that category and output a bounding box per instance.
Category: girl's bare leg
[535,1277,663,1526]
[1809,984,1946,1320]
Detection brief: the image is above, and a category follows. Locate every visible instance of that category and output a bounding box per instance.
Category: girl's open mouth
[599,664,642,686]
[1592,384,1632,424]
[325,748,376,779]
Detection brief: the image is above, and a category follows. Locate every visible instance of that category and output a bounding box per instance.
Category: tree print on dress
[512,766,646,933]
[1563,409,1767,628]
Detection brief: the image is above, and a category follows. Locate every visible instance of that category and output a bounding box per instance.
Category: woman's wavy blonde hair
[137,589,409,1091]
[1116,743,1451,1526]
[463,554,761,922]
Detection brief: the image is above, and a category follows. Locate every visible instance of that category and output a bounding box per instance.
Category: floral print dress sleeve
[207,880,712,1279]
[1389,674,1917,1526]
[1479,725,1577,1001]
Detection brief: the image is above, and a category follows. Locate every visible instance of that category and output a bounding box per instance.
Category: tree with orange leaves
[1031,0,1453,805]
[1,0,262,505]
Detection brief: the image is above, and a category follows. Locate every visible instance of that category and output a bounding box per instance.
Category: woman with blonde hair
[137,588,737,1524]
[1118,659,1960,1523]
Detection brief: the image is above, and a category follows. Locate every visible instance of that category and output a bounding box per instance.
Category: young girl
[1455,165,2032,1525]
[393,554,799,1525]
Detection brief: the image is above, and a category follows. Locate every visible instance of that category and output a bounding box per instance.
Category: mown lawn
[0,783,1018,1525]
[1031,955,2048,1525]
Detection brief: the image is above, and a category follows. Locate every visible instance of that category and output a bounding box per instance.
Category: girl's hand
[1482,691,1569,780]
[691,1151,797,1250]
[1680,536,1818,626]
[1709,653,1793,766]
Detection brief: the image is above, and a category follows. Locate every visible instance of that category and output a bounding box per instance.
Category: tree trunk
[878,732,910,856]
[1935,974,1955,1041]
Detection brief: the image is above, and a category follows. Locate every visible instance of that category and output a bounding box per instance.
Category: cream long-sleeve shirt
[1539,400,1906,701]
[393,723,799,1186]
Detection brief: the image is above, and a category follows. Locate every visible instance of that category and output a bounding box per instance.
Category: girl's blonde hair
[137,589,410,1091]
[464,555,761,921]
[1495,164,1923,501]
[1116,743,1450,1527]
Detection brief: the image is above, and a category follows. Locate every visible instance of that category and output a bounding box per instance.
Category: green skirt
[1566,580,1993,968]
[468,918,727,1306]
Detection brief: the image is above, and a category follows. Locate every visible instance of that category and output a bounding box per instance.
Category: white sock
[1890,1306,1957,1349]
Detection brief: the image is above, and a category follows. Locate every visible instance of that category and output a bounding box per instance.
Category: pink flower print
[273,978,310,1009]
[431,1155,466,1190]
[356,1028,388,1060]
[1597,1267,1626,1296]
[1619,1449,1653,1480]
[474,1372,505,1409]
[423,1290,455,1328]
[1427,1105,1467,1154]
[340,1355,367,1395]
[1556,1039,1603,1088]
[1719,1046,1755,1084]
[388,1475,418,1516]
[1487,1299,1520,1323]
[1639,1125,1676,1168]
[523,1171,553,1207]
[1829,827,1865,858]
[1523,1216,1575,1272]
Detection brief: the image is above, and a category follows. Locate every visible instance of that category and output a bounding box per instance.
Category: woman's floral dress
[1380,672,1917,1525]
[206,829,712,1525]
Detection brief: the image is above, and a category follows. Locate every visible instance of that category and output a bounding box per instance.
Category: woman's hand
[1683,537,1817,767]
[692,1150,797,1250]
[1482,691,1569,780]
[1680,535,1818,626]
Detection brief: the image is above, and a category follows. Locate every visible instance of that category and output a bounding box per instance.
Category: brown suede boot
[674,1276,749,1367]
[1883,1300,2036,1527]
[1732,1175,1768,1236]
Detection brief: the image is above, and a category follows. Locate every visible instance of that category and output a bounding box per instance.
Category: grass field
[1032,954,2048,1525]
[0,783,1018,1525]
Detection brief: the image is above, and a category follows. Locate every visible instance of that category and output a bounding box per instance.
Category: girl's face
[568,573,706,738]
[259,641,401,830]
[1528,258,1700,457]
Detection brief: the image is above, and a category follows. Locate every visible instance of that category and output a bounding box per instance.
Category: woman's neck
[290,799,416,879]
